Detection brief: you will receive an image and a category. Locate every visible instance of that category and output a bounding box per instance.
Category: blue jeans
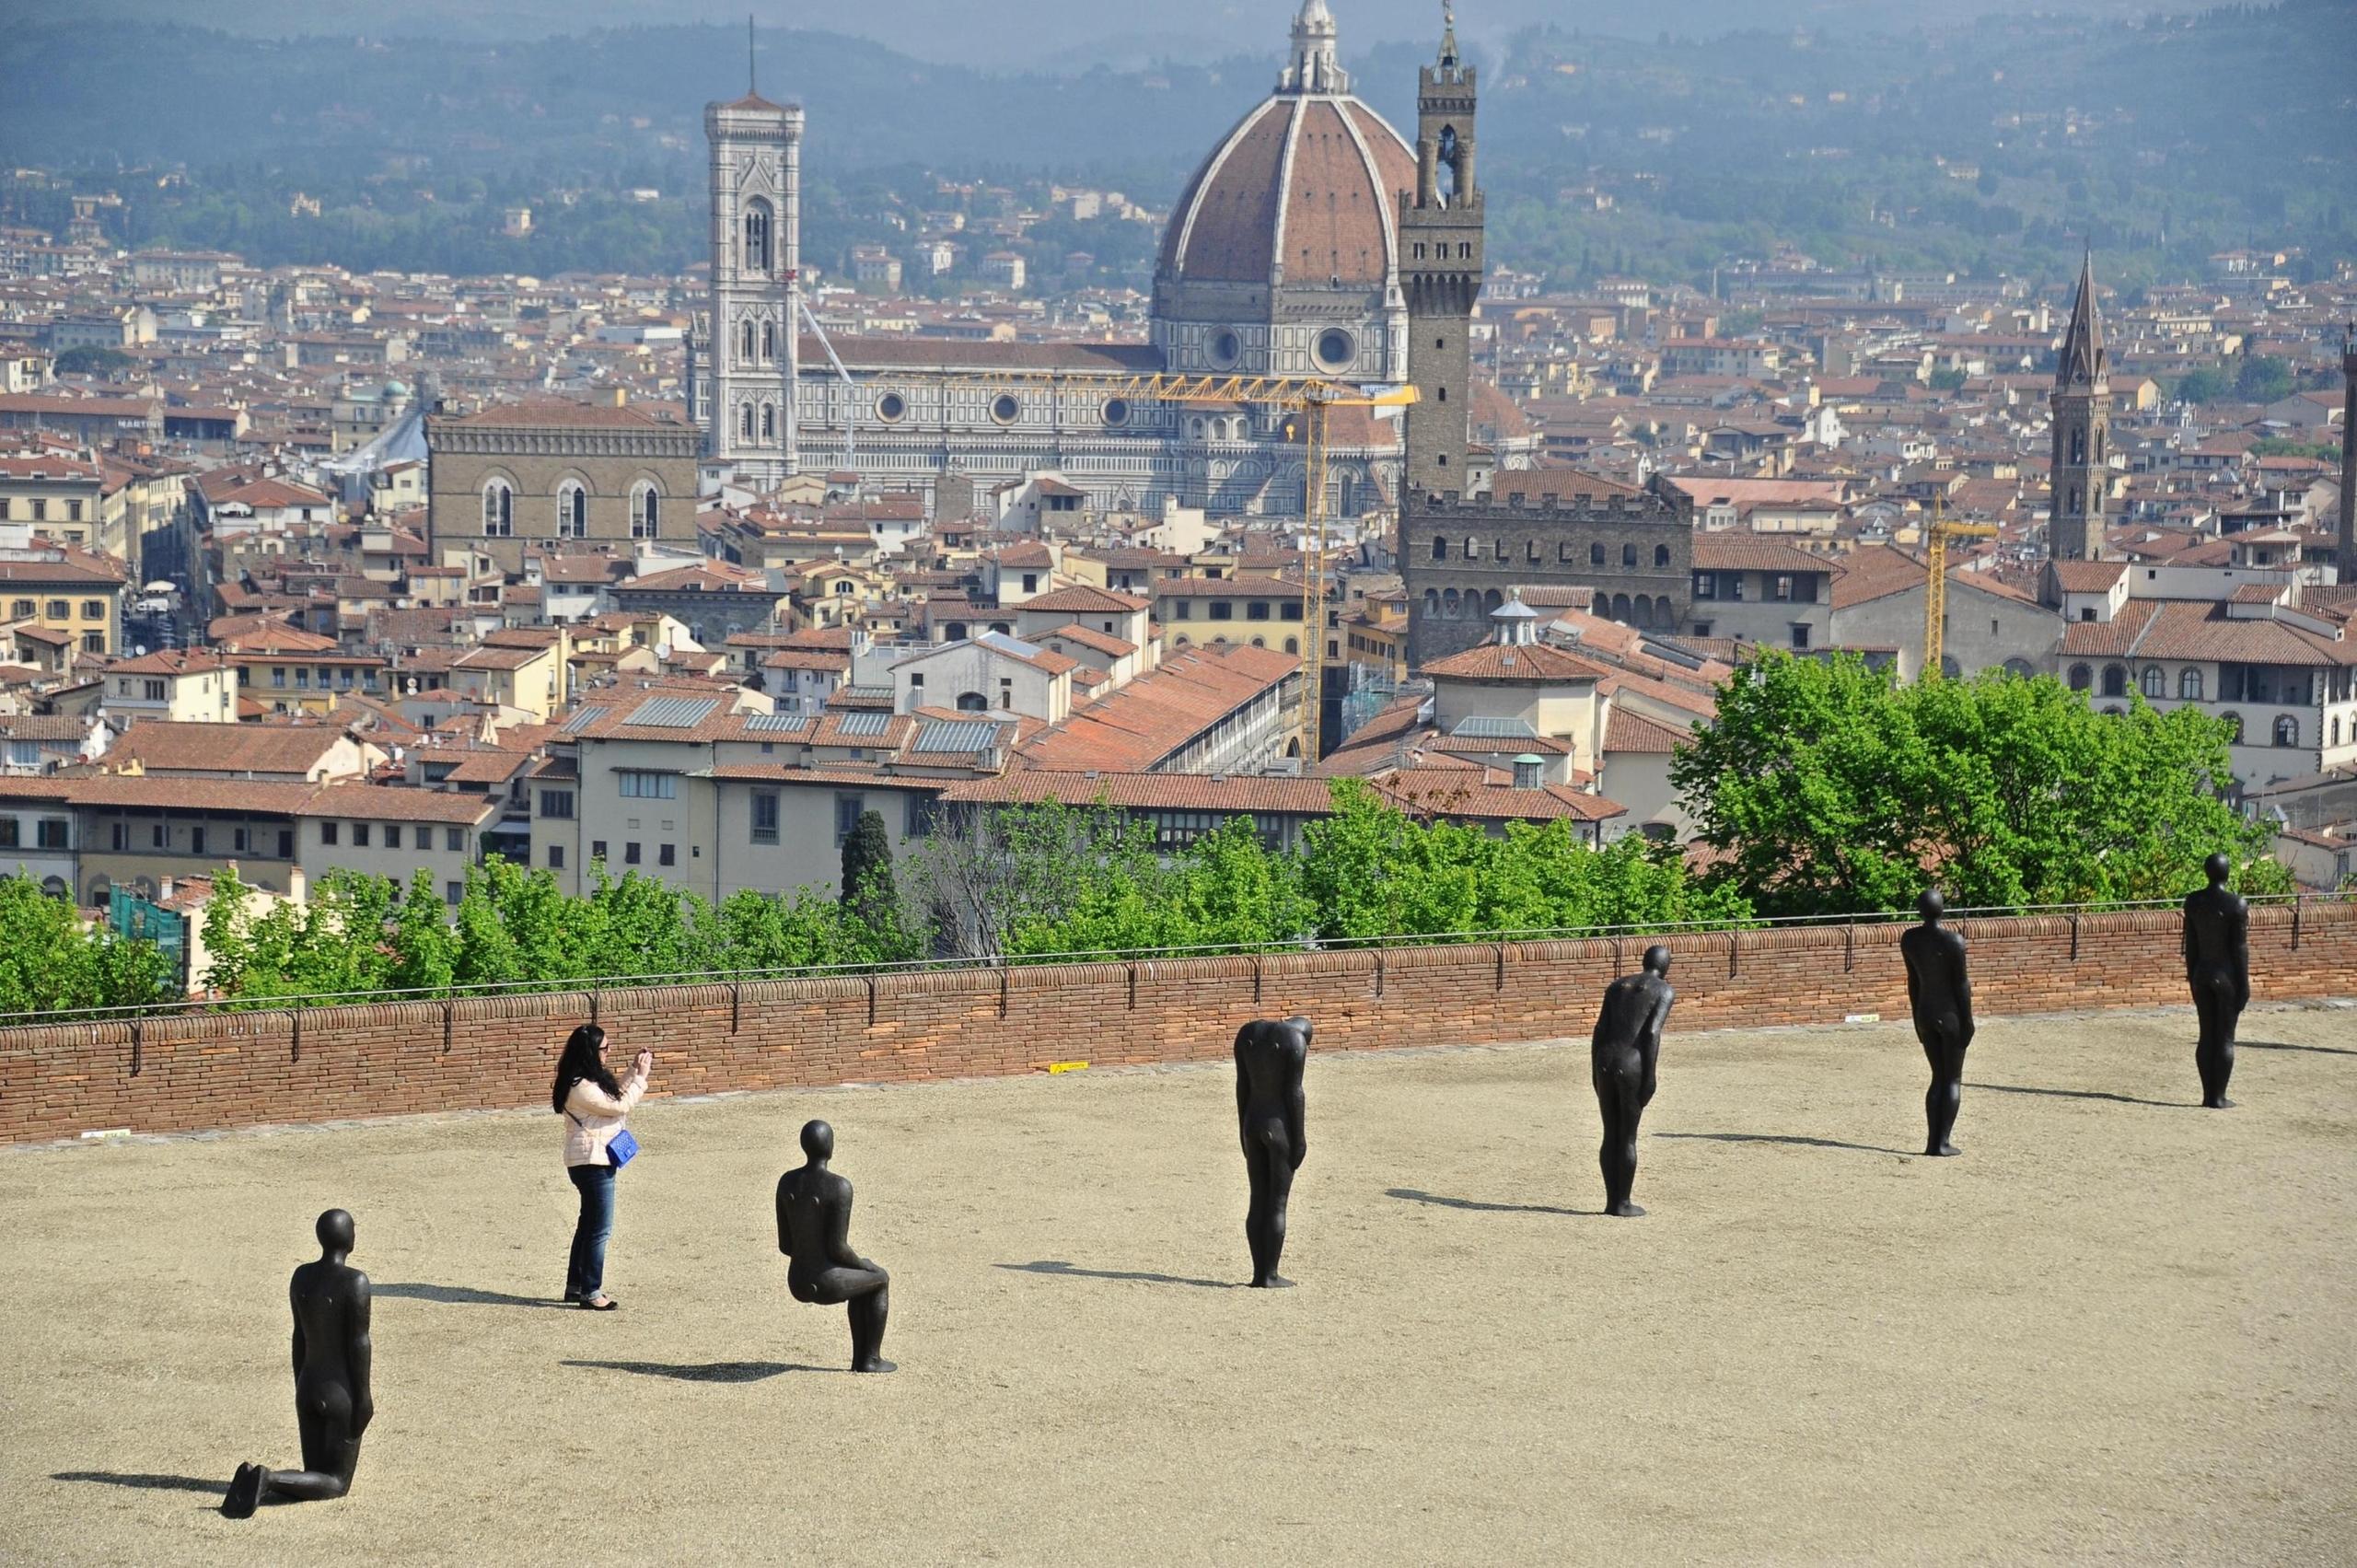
[565,1163,616,1299]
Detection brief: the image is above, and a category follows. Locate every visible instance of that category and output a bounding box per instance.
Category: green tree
[389,868,459,993]
[2235,354,2293,404]
[1670,651,2283,917]
[0,875,172,1016]
[53,344,135,378]
[2172,367,2233,405]
[838,808,901,952]
[1928,366,1968,391]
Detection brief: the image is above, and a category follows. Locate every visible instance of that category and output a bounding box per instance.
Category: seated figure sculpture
[222,1209,373,1519]
[1590,947,1675,1217]
[777,1119,894,1373]
[1900,889,1975,1156]
[2183,852,2250,1109]
[1233,1015,1310,1287]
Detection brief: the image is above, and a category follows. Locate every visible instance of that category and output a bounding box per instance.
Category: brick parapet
[3,905,2349,1145]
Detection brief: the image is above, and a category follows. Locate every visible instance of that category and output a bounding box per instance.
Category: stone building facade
[424,398,701,575]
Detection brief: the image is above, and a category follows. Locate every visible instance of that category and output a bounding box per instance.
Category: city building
[425,396,701,576]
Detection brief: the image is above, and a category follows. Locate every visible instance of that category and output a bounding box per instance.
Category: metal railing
[5,891,2340,1030]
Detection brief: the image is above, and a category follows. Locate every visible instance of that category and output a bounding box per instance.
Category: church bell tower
[2049,250,2112,562]
[1399,6,1482,504]
[704,37,802,490]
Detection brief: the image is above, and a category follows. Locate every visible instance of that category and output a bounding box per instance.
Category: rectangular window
[1279,601,1302,621]
[45,599,66,619]
[447,827,464,852]
[658,843,676,866]
[835,794,865,847]
[617,771,677,800]
[1173,600,1193,620]
[1247,600,1271,621]
[1692,572,1717,601]
[352,823,370,847]
[10,599,29,618]
[191,826,205,856]
[539,789,575,819]
[271,667,286,688]
[233,827,250,854]
[110,820,125,851]
[321,821,338,845]
[143,679,165,702]
[8,739,36,767]
[751,790,780,844]
[295,667,310,689]
[1209,601,1233,621]
[592,840,608,862]
[548,844,565,869]
[1726,574,1745,602]
[446,881,463,906]
[624,842,641,865]
[279,830,295,859]
[383,825,401,850]
[0,818,18,849]
[152,823,165,849]
[1772,575,1794,602]
[65,500,82,521]
[1791,624,1812,651]
[81,599,104,619]
[34,817,64,850]
[907,795,937,838]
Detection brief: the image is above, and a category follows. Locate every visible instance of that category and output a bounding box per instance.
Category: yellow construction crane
[939,369,1419,763]
[1921,499,1999,679]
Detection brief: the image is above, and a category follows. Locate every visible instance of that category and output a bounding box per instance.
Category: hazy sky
[42,0,2177,70]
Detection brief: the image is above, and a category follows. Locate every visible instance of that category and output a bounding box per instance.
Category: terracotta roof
[1420,641,1611,682]
[1017,585,1147,614]
[107,649,232,677]
[1829,545,2033,610]
[1488,467,1644,505]
[940,770,1334,814]
[1016,643,1298,772]
[109,720,356,776]
[0,773,499,822]
[1372,767,1626,824]
[1690,535,1835,574]
[1604,707,1690,754]
[1160,93,1412,290]
[1037,622,1138,659]
[2049,559,2129,594]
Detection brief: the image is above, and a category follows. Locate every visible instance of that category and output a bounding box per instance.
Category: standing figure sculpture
[1590,947,1675,1217]
[222,1209,373,1519]
[2183,852,2250,1109]
[1900,889,1975,1156]
[1234,1016,1310,1287]
[776,1120,894,1373]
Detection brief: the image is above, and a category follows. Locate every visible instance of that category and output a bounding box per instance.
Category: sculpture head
[799,1119,834,1163]
[315,1208,354,1257]
[1917,888,1946,924]
[1284,1015,1314,1047]
[2204,852,2232,889]
[1643,944,1672,978]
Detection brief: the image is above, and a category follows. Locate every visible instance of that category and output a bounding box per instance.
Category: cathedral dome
[1151,2,1416,381]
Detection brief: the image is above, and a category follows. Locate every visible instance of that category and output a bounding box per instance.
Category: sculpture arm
[1639,993,1671,1106]
[290,1318,305,1383]
[2182,906,2198,974]
[1285,1063,1307,1171]
[348,1281,373,1434]
[775,1173,795,1258]
[1953,942,1974,1031]
[825,1185,865,1270]
[2229,904,2251,1005]
[1234,1028,1251,1152]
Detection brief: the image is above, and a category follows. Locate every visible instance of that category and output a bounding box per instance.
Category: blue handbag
[606,1127,640,1169]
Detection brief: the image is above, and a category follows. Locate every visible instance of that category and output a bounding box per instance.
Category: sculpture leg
[2194,975,2235,1109]
[1922,1022,1964,1156]
[1597,1075,1644,1217]
[253,1398,359,1505]
[847,1276,891,1374]
[1246,1132,1296,1287]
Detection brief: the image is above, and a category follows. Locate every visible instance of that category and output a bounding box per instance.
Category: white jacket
[561,1059,649,1167]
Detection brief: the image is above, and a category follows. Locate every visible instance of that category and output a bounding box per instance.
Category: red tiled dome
[1158,95,1415,291]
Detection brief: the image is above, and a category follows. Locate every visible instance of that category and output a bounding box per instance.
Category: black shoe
[578,1294,619,1310]
[223,1463,261,1519]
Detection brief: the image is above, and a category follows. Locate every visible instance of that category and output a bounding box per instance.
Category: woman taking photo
[552,1024,652,1310]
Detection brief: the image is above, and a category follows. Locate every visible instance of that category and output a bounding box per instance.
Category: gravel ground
[3,1004,2352,1566]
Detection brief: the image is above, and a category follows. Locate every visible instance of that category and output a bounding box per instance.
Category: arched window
[2220,711,2244,742]
[2273,714,2299,748]
[2140,666,2165,700]
[1621,543,1638,568]
[1941,656,1963,679]
[1527,540,1539,563]
[1284,636,1299,655]
[1431,535,1447,562]
[2003,657,2036,679]
[744,201,772,273]
[2100,665,2128,698]
[2332,715,2342,748]
[556,482,587,540]
[2067,663,2092,691]
[2178,668,2203,701]
[761,319,775,361]
[1482,588,1503,612]
[2070,428,2085,466]
[1589,541,1606,566]
[1631,597,1655,629]
[482,480,513,538]
[1610,593,1631,621]
[956,691,987,713]
[739,403,754,440]
[1442,587,1460,619]
[1655,544,1671,567]
[632,483,660,540]
[761,402,776,439]
[1422,588,1439,618]
[740,319,756,364]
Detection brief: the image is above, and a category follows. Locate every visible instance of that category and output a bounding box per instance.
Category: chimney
[288,864,308,906]
[611,387,628,408]
[1511,753,1544,791]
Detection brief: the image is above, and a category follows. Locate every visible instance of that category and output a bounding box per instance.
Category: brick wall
[4,903,2349,1146]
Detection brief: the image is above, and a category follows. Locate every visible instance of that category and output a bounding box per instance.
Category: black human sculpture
[1233,1016,1310,1287]
[1900,889,1975,1156]
[1590,947,1675,1217]
[222,1209,373,1519]
[2183,852,2250,1109]
[776,1120,894,1373]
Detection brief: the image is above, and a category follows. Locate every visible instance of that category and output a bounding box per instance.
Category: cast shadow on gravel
[375,1283,570,1309]
[996,1260,1238,1290]
[52,1470,222,1495]
[563,1359,830,1383]
[1655,1132,1914,1156]
[2239,1040,2357,1057]
[1386,1187,1594,1217]
[1968,1082,2189,1109]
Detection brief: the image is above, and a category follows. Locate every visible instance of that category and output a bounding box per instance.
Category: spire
[1439,2,1460,68]
[2058,248,2107,391]
[1281,0,1348,95]
[748,13,756,97]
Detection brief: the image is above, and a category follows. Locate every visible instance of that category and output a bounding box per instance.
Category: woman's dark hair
[552,1024,617,1113]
